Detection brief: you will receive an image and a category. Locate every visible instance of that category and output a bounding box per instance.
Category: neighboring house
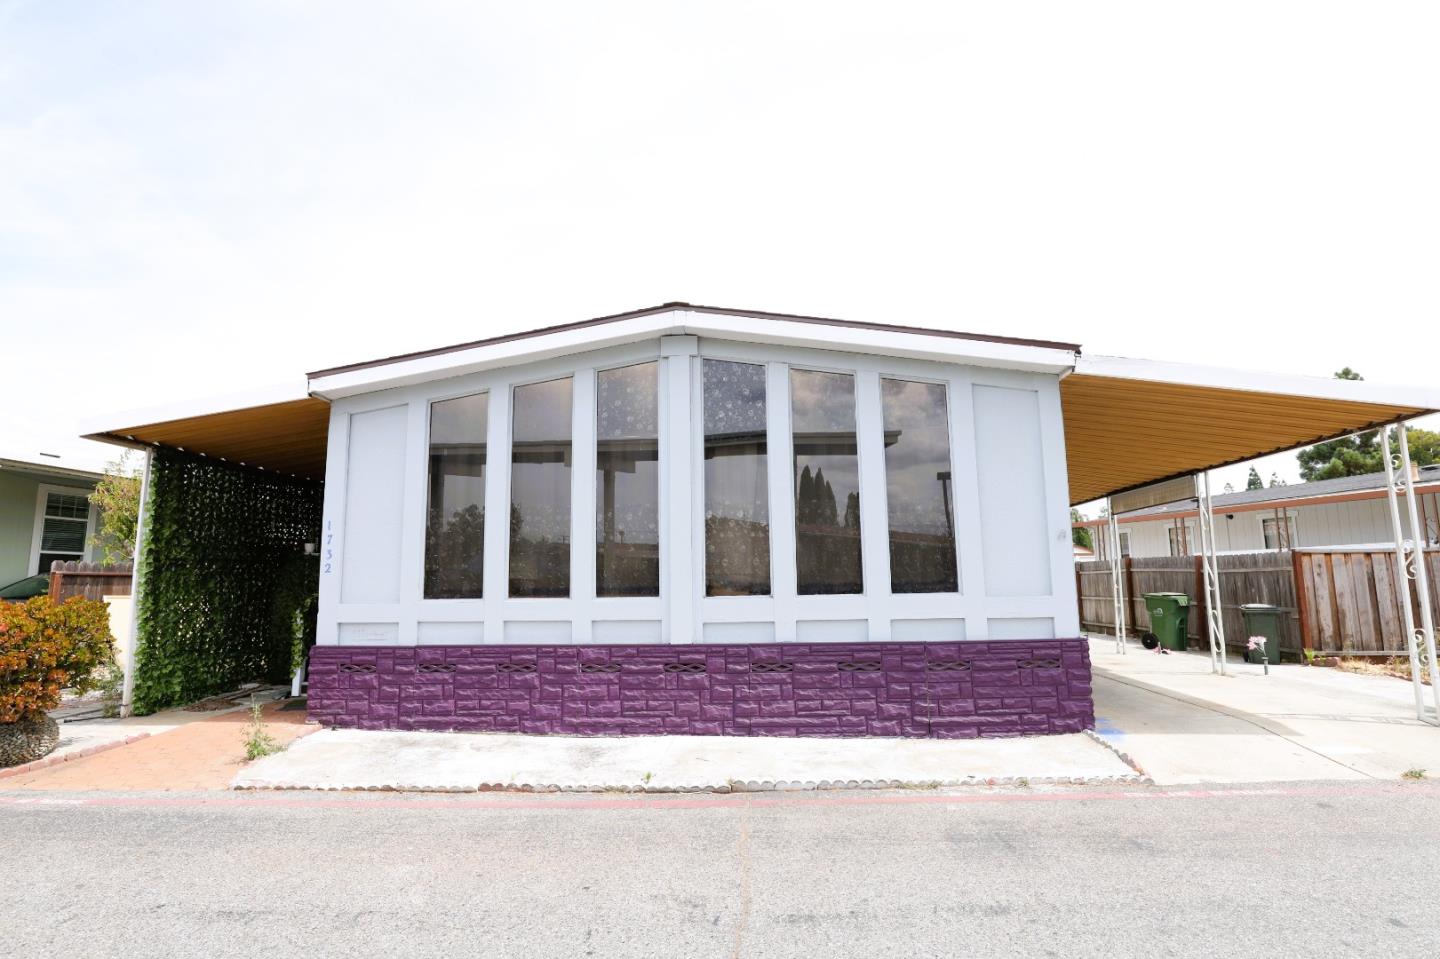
[83,302,1440,738]
[1077,465,1440,559]
[0,451,105,587]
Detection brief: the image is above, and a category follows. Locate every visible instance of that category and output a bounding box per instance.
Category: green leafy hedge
[132,449,321,714]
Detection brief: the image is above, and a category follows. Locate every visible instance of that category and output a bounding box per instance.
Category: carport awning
[81,353,1438,500]
[85,396,330,481]
[1061,356,1435,505]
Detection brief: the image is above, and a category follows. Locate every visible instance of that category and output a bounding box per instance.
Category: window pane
[596,362,659,597]
[40,517,86,553]
[881,378,958,593]
[703,360,770,596]
[45,492,89,519]
[509,377,573,598]
[424,391,488,598]
[791,369,863,595]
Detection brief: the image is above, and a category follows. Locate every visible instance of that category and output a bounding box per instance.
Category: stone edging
[233,770,1149,794]
[0,733,152,780]
[1082,728,1153,783]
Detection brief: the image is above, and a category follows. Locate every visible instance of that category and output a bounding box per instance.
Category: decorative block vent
[338,663,376,674]
[750,661,794,673]
[580,663,622,674]
[927,660,971,672]
[662,662,707,674]
[417,663,456,674]
[1019,657,1062,669]
[496,663,537,674]
[837,660,882,672]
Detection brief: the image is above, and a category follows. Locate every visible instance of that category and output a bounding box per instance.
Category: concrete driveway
[1088,636,1440,784]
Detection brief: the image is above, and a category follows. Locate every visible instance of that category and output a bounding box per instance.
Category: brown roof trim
[306,302,1082,379]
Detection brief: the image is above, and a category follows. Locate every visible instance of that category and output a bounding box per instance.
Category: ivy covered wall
[133,448,322,714]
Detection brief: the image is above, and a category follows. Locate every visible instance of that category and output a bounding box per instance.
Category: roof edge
[306,302,1083,379]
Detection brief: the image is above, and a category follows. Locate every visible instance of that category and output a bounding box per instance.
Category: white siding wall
[1113,489,1440,558]
[316,337,1079,647]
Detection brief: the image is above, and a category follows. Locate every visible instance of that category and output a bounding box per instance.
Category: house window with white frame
[33,488,92,574]
[1261,515,1295,550]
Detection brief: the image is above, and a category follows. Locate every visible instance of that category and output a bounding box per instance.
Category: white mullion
[662,336,698,645]
[767,361,798,642]
[947,371,988,639]
[482,381,513,644]
[570,367,597,642]
[855,370,891,639]
[688,354,706,642]
[396,400,427,645]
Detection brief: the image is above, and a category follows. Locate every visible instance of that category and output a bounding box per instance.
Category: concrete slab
[232,729,1141,792]
[1088,636,1440,784]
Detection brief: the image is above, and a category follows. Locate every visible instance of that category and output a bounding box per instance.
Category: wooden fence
[1295,548,1440,656]
[48,561,133,602]
[1079,552,1302,659]
[1079,547,1439,659]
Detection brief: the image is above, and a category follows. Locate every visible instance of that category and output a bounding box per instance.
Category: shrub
[0,596,115,724]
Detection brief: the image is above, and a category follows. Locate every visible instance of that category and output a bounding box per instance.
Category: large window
[509,377,573,598]
[34,489,90,574]
[791,369,863,594]
[703,359,771,596]
[424,392,489,598]
[596,362,659,596]
[881,378,958,593]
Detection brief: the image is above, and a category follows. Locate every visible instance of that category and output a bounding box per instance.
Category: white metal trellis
[1107,499,1127,654]
[1380,423,1440,726]
[1194,471,1227,675]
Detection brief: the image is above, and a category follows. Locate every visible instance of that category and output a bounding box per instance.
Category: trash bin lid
[1240,603,1279,611]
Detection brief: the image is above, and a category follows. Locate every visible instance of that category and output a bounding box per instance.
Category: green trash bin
[1143,592,1190,651]
[1241,604,1284,664]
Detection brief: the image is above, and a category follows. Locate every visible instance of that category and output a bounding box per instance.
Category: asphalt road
[3,781,1437,959]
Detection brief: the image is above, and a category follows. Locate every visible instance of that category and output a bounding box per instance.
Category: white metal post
[1394,426,1440,724]
[1196,472,1227,675]
[1381,424,1428,721]
[120,448,153,717]
[1108,499,1127,654]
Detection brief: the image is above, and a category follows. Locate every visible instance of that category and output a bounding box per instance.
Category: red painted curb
[0,732,151,780]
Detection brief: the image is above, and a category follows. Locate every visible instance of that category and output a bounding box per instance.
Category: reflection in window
[882,378,958,593]
[425,392,489,598]
[509,377,573,598]
[703,360,770,596]
[791,369,863,594]
[596,362,659,596]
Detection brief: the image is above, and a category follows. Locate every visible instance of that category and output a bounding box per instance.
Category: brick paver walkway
[3,701,316,791]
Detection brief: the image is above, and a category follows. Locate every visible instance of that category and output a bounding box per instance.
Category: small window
[1119,531,1131,557]
[791,369,863,595]
[509,377,573,598]
[35,490,91,574]
[1261,516,1294,550]
[424,392,488,598]
[1167,525,1193,557]
[596,362,659,597]
[881,378,958,593]
[703,359,771,596]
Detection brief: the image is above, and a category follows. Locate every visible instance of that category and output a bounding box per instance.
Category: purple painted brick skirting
[307,640,1093,739]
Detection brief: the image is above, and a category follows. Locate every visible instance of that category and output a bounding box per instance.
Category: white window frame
[30,483,96,575]
[1261,515,1296,551]
[316,335,1079,647]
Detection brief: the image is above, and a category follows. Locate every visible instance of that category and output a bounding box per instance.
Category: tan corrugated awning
[1061,359,1435,505]
[85,397,330,481]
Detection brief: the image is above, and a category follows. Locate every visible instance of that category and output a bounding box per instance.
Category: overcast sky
[3,1,1435,505]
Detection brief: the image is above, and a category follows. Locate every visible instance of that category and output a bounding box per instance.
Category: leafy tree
[88,452,142,563]
[1246,467,1264,490]
[1269,473,1286,487]
[1070,509,1092,550]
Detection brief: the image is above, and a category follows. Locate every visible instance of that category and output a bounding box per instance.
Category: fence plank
[47,561,134,602]
[1373,553,1403,649]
